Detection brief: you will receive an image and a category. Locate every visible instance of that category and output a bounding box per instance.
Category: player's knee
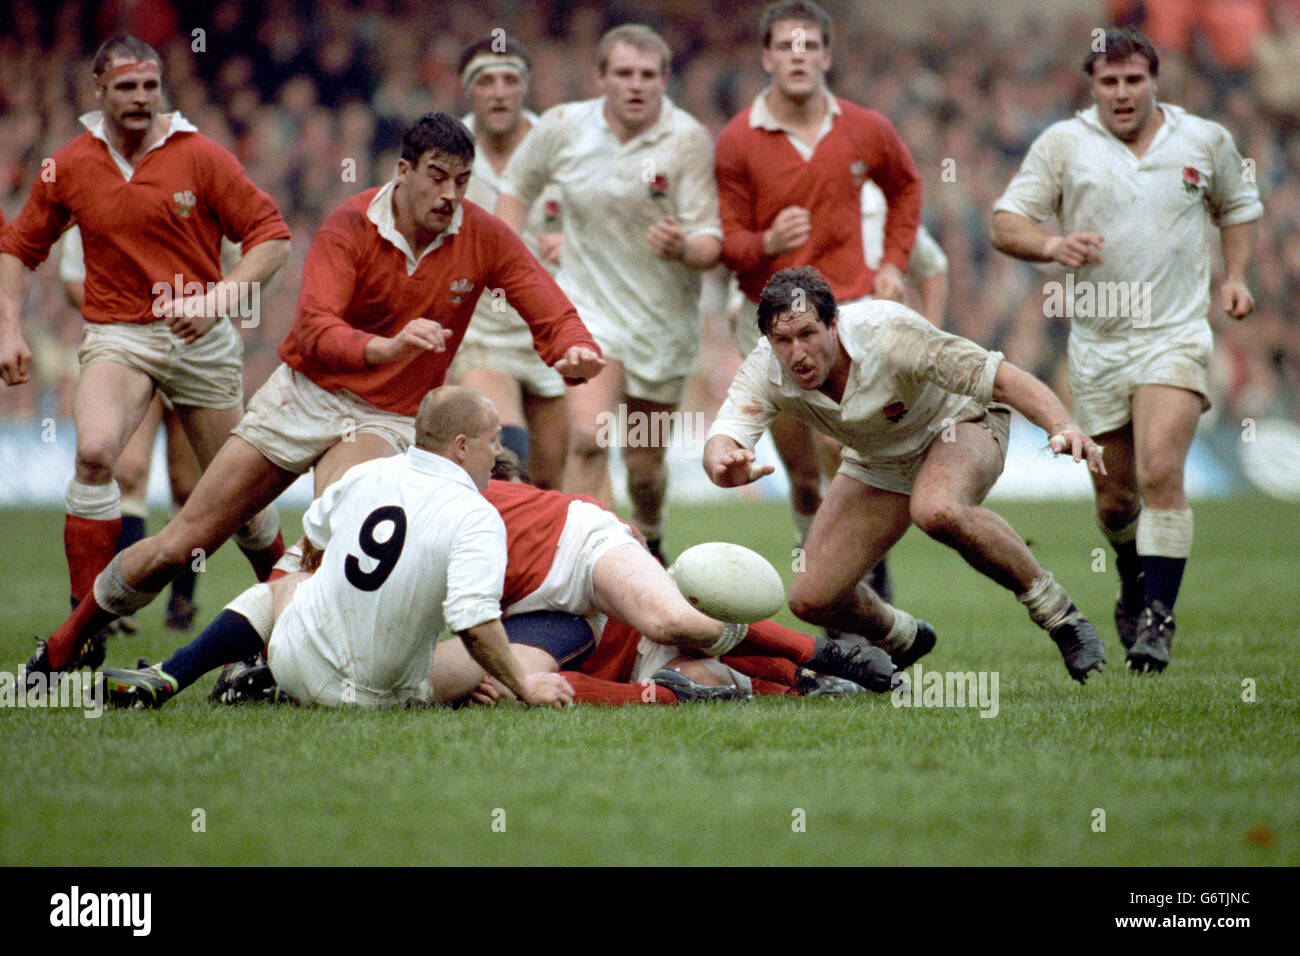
[788,583,834,625]
[1095,493,1139,531]
[569,428,608,465]
[113,458,149,495]
[910,497,963,541]
[75,444,118,484]
[1137,455,1184,499]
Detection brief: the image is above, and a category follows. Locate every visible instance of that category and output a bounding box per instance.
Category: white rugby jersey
[860,181,947,281]
[708,299,1003,465]
[501,96,722,384]
[277,447,506,696]
[461,111,562,349]
[994,103,1262,336]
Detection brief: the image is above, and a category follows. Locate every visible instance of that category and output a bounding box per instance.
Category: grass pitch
[1,497,1296,866]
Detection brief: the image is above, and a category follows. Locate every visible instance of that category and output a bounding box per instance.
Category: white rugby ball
[668,542,786,623]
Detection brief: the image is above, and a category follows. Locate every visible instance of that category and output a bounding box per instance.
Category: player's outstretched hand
[647,216,687,261]
[1221,279,1254,320]
[0,330,32,385]
[873,263,905,301]
[554,345,605,383]
[1043,231,1104,268]
[521,672,574,708]
[1049,423,1107,475]
[763,206,811,256]
[709,447,775,487]
[365,317,451,364]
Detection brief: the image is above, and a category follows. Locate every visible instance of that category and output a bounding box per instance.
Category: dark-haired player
[991,28,1262,672]
[27,112,603,683]
[704,267,1110,683]
[1,34,290,674]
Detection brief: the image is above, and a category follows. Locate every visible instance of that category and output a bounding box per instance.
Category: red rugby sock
[721,653,799,685]
[64,514,122,605]
[46,594,116,670]
[560,671,676,705]
[240,531,284,583]
[729,619,816,663]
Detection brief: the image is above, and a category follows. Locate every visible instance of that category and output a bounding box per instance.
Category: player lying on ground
[24,111,603,687]
[703,266,1110,683]
[102,449,894,707]
[430,451,896,704]
[100,387,573,709]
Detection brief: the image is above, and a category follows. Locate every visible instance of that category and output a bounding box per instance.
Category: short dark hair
[757,266,837,336]
[92,34,162,79]
[400,112,475,166]
[759,0,833,48]
[456,33,532,77]
[1082,28,1159,77]
[491,449,531,484]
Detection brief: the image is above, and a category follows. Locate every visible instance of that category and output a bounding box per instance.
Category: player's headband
[98,60,161,85]
[460,53,528,91]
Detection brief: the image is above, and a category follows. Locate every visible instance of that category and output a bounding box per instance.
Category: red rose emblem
[543,199,561,219]
[1182,167,1199,186]
[883,401,908,423]
[649,173,669,198]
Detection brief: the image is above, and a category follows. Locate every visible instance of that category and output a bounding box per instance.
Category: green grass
[1,497,1296,865]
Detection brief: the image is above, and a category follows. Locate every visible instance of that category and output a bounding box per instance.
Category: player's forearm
[0,254,30,332]
[1219,220,1257,283]
[680,234,722,270]
[991,361,1073,435]
[459,619,532,700]
[990,211,1056,263]
[495,193,528,234]
[224,238,290,287]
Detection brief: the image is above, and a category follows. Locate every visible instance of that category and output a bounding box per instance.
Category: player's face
[1090,54,1158,142]
[468,67,528,138]
[397,150,472,239]
[97,60,163,136]
[462,410,504,491]
[762,20,831,101]
[767,310,838,391]
[598,42,667,136]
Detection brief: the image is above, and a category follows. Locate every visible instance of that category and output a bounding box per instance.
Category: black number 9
[344,506,407,591]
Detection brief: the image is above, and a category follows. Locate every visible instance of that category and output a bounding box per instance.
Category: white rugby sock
[224,582,276,641]
[92,552,161,617]
[1136,508,1193,558]
[235,505,281,551]
[1018,571,1074,631]
[272,541,305,575]
[875,607,918,655]
[65,479,121,519]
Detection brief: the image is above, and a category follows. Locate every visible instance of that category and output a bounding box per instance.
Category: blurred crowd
[1,0,1296,429]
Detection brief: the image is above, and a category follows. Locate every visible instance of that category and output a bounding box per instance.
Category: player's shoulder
[536,97,601,131]
[318,187,383,235]
[835,98,895,130]
[1164,104,1237,147]
[717,108,756,144]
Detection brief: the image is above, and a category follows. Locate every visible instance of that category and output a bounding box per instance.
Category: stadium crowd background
[1,0,1296,441]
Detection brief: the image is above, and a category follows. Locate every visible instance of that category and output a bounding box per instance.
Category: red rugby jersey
[0,117,289,324]
[278,191,599,416]
[715,97,921,304]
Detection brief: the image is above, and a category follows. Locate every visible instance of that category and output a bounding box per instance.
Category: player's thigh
[312,432,403,497]
[591,542,709,636]
[622,396,676,472]
[171,402,245,470]
[162,403,202,502]
[114,393,165,495]
[429,637,559,705]
[1131,384,1202,488]
[912,421,1005,514]
[72,361,157,471]
[455,366,526,426]
[796,474,912,607]
[159,436,296,557]
[566,358,626,449]
[1088,421,1137,510]
[522,393,570,488]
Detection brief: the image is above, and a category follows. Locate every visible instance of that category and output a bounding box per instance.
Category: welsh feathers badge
[449,278,474,304]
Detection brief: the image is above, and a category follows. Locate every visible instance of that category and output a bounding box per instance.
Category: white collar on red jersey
[79,110,198,179]
[368,178,465,277]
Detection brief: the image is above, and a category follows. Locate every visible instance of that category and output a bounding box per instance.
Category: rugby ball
[668,542,786,623]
